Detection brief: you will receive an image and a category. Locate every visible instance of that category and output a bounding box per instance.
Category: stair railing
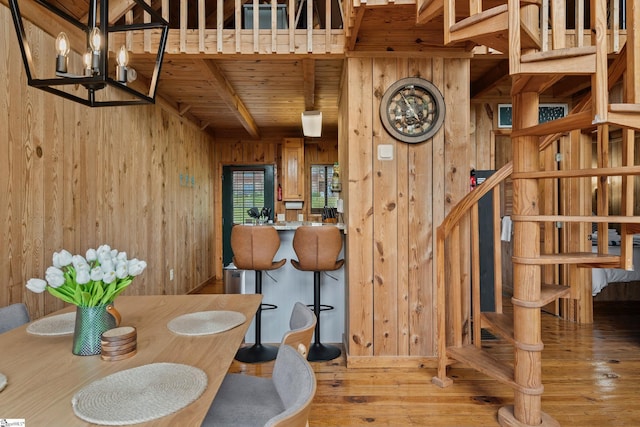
[433,162,512,384]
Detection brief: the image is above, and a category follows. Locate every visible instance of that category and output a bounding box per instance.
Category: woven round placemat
[26,312,76,336]
[72,363,207,425]
[0,372,6,392]
[167,310,246,336]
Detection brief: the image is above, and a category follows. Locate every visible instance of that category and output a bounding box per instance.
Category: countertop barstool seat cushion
[201,345,316,427]
[290,226,344,272]
[290,226,343,362]
[0,303,30,334]
[231,225,286,271]
[230,224,285,363]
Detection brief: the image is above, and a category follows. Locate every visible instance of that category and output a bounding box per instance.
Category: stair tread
[482,285,569,332]
[450,5,508,33]
[609,103,640,113]
[447,345,516,388]
[513,252,620,266]
[481,312,514,343]
[521,46,596,63]
[539,283,571,305]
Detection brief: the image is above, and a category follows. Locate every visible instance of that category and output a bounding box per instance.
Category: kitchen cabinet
[282,138,304,201]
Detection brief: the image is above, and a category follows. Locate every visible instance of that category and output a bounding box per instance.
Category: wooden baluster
[199,0,206,52]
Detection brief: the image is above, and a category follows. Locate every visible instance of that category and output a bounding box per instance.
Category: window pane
[310,164,338,214]
[232,170,265,223]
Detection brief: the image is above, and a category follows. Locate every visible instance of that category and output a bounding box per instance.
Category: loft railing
[119,0,346,55]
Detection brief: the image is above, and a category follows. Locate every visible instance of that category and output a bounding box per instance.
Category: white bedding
[592,245,640,296]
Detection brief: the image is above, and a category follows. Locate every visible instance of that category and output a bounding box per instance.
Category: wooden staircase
[427,1,640,426]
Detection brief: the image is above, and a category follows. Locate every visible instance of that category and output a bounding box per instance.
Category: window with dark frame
[231,170,266,224]
[310,164,338,214]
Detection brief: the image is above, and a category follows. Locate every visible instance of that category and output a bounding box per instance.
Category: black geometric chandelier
[8,0,169,107]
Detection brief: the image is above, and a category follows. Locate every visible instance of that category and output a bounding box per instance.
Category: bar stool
[291,226,344,361]
[231,225,286,363]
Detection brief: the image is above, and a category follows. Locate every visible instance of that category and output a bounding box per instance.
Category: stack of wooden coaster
[100,326,137,361]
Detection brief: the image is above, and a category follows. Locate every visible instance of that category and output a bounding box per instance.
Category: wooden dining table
[0,294,262,426]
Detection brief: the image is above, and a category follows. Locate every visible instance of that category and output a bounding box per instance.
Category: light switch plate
[378,144,393,160]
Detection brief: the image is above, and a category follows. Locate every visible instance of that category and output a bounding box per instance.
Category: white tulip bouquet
[26,245,147,307]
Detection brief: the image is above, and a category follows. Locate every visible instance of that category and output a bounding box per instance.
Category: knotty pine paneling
[0,6,215,319]
[343,55,474,363]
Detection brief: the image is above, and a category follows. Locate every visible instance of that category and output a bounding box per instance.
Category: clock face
[379,77,445,144]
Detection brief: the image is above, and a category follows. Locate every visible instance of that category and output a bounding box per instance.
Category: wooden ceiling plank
[303,59,316,110]
[79,0,135,25]
[416,0,443,25]
[199,59,260,138]
[1,0,86,49]
[471,59,509,99]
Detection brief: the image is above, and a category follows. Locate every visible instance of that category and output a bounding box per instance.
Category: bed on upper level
[591,232,640,300]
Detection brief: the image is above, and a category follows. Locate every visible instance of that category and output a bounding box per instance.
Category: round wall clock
[379,77,445,144]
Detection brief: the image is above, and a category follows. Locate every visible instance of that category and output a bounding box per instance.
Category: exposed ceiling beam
[198,59,260,138]
[155,95,212,135]
[178,103,192,116]
[303,59,315,110]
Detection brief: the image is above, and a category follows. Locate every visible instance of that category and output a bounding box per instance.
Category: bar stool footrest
[307,304,334,312]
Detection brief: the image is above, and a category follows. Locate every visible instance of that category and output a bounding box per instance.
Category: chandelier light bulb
[116,45,129,67]
[55,32,70,73]
[115,45,129,83]
[89,27,101,52]
[87,28,101,73]
[83,49,93,75]
[55,32,70,56]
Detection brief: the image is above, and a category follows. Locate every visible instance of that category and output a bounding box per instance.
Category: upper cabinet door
[282,138,305,201]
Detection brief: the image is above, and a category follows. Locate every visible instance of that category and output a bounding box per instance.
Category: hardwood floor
[198,283,640,426]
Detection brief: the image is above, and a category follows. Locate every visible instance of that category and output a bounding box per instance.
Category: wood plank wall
[0,7,215,320]
[342,56,478,364]
[212,136,338,278]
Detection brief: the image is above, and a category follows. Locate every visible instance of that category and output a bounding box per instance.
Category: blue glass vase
[72,303,121,356]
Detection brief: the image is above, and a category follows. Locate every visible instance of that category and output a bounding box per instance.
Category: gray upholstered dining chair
[0,303,30,334]
[201,344,317,427]
[281,302,316,359]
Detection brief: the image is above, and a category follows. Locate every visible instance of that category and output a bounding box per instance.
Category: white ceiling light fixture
[301,111,322,137]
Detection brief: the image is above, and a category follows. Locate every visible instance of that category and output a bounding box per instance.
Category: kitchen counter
[271,221,346,232]
[226,224,345,344]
